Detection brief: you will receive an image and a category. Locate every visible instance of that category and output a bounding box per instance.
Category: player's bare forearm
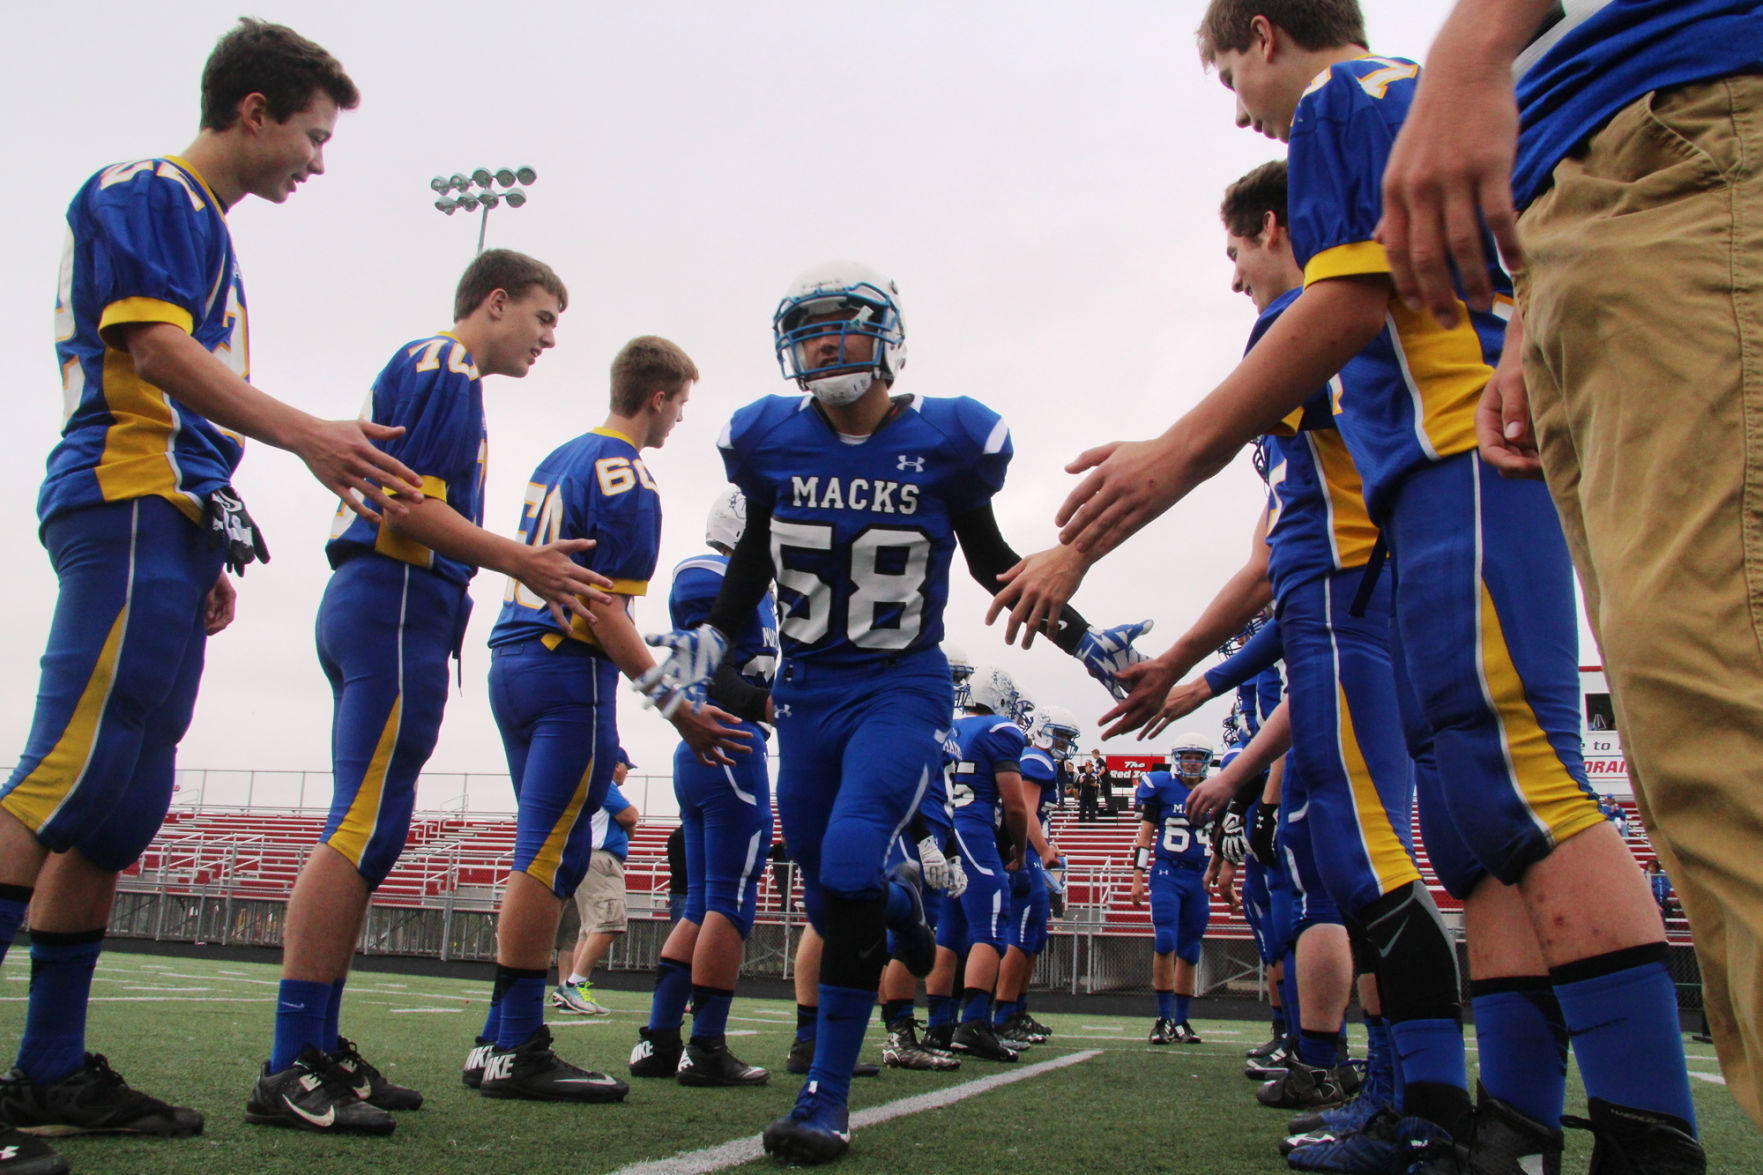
[1233,700,1292,784]
[590,593,665,684]
[1000,773,1030,868]
[1020,780,1053,862]
[386,498,613,621]
[1057,279,1388,557]
[1261,754,1285,808]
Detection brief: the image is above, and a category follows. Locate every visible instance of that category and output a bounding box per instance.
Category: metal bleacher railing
[106,771,1698,1002]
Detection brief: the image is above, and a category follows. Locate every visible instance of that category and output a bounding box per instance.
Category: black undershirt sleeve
[706,497,776,640]
[707,662,770,724]
[950,503,1090,656]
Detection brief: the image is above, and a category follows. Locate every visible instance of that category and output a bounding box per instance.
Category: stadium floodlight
[429,164,538,255]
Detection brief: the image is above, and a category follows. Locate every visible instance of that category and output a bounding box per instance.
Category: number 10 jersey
[718,393,1011,666]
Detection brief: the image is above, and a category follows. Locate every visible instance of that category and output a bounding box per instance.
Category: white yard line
[1690,1071,1728,1086]
[606,1049,1102,1175]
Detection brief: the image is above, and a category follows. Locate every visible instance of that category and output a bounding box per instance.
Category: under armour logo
[897,455,925,472]
[775,703,792,719]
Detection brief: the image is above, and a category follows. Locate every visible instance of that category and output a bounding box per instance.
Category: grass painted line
[606,1048,1102,1175]
[121,985,211,993]
[390,1007,465,1014]
[1080,1025,1124,1031]
[1691,1072,1728,1086]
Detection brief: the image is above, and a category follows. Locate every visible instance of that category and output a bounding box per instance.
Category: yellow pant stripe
[0,607,130,833]
[1478,583,1605,845]
[1337,683,1423,894]
[525,755,595,891]
[327,697,402,868]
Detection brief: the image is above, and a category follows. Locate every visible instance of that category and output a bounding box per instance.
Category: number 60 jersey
[718,393,1010,664]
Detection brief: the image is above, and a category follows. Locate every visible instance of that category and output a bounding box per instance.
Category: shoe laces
[77,1053,129,1093]
[332,1038,381,1081]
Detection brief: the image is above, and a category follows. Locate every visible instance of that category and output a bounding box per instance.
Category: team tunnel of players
[1,2,1755,1173]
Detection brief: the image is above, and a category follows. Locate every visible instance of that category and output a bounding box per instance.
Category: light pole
[431,166,537,255]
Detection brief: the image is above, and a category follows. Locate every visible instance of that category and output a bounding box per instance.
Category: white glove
[1077,619,1154,701]
[945,856,969,899]
[634,624,729,717]
[1044,856,1068,895]
[918,836,951,890]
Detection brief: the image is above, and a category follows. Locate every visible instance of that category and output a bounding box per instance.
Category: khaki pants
[1517,74,1763,1126]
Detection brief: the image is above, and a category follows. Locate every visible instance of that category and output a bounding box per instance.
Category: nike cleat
[1172,1020,1203,1044]
[0,1122,66,1175]
[1148,1018,1176,1045]
[918,1023,958,1059]
[763,1080,852,1166]
[1247,1042,1293,1080]
[677,1038,768,1087]
[951,1020,1018,1062]
[1002,1012,1048,1044]
[885,862,936,978]
[882,1019,960,1071]
[629,1026,685,1078]
[1248,1033,1286,1059]
[479,1026,629,1103]
[2,1054,203,1138]
[331,1037,422,1111]
[1563,1097,1705,1175]
[461,1036,492,1089]
[1257,1060,1345,1111]
[243,1046,393,1135]
[1470,1085,1563,1175]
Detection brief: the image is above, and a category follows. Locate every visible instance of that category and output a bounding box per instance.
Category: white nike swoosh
[558,1075,622,1086]
[283,1094,334,1127]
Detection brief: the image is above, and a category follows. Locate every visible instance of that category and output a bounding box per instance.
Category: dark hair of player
[452,249,570,322]
[1220,159,1289,241]
[1196,0,1367,63]
[200,18,360,131]
[610,336,699,415]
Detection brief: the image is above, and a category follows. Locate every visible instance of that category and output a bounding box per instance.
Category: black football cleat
[461,1036,492,1089]
[2,1054,203,1138]
[0,1120,66,1175]
[243,1046,394,1135]
[1148,1018,1176,1045]
[787,1035,878,1077]
[478,1026,629,1103]
[763,1080,851,1166]
[950,1020,1018,1062]
[677,1038,768,1087]
[1563,1097,1705,1175]
[1256,1059,1345,1111]
[628,1026,685,1078]
[331,1037,423,1111]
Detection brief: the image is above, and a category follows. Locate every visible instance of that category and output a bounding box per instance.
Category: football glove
[635,624,729,718]
[945,856,969,898]
[1248,802,1280,867]
[917,836,952,890]
[1218,810,1249,865]
[205,487,270,576]
[1077,619,1154,701]
[1044,857,1068,895]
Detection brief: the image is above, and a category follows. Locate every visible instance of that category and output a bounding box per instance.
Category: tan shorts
[573,849,628,935]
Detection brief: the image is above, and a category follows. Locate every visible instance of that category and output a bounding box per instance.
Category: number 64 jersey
[718,394,1011,663]
[1135,770,1211,869]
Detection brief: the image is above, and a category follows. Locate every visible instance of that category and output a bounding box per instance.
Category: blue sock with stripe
[648,957,693,1032]
[270,978,333,1072]
[1472,979,1568,1126]
[0,885,30,969]
[927,993,955,1030]
[493,966,549,1050]
[1173,994,1192,1024]
[1155,989,1174,1020]
[1552,945,1696,1132]
[806,984,876,1107]
[325,978,346,1052]
[1299,1028,1340,1069]
[18,929,105,1084]
[690,985,734,1041]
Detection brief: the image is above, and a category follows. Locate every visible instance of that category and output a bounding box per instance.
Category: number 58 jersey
[719,393,1011,665]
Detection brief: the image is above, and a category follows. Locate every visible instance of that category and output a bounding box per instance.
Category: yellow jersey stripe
[1304,241,1393,287]
[375,475,451,568]
[327,696,403,868]
[1387,301,1486,462]
[97,297,194,340]
[1311,431,1379,571]
[526,755,596,890]
[1337,683,1424,894]
[94,350,203,522]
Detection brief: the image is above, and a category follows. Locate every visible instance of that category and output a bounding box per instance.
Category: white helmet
[966,665,1019,718]
[773,261,907,407]
[705,486,747,552]
[1169,731,1212,783]
[945,642,975,708]
[1034,704,1081,760]
[1012,691,1038,733]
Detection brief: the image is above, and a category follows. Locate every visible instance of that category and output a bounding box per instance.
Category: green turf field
[1,949,1753,1174]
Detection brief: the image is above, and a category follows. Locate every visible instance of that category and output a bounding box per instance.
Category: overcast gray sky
[5,3,1572,813]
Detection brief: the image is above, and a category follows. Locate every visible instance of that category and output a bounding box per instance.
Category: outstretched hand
[301,418,424,524]
[987,545,1089,649]
[1056,439,1182,558]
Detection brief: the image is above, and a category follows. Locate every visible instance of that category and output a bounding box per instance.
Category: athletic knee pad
[1353,881,1461,1024]
[820,892,889,992]
[1153,926,1178,955]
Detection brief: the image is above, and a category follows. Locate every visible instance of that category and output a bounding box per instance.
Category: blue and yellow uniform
[719,393,1008,924]
[1289,55,1601,884]
[1005,745,1058,956]
[2,157,244,868]
[1134,772,1210,964]
[489,428,662,897]
[942,714,1026,953]
[311,334,486,887]
[669,553,777,936]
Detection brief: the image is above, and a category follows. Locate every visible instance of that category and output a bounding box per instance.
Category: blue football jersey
[948,713,1028,827]
[1020,747,1060,835]
[326,333,487,587]
[1514,0,1763,210]
[669,552,779,689]
[1135,771,1209,868]
[718,394,1011,665]
[1287,56,1512,522]
[489,427,662,651]
[41,157,247,529]
[1252,290,1380,600]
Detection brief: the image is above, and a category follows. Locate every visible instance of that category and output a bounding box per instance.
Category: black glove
[1248,802,1280,867]
[205,488,270,576]
[1218,810,1248,865]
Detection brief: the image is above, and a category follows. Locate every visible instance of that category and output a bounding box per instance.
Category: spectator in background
[1649,860,1675,929]
[552,749,639,1015]
[666,824,688,925]
[1076,762,1100,824]
[768,839,795,912]
[1096,758,1116,816]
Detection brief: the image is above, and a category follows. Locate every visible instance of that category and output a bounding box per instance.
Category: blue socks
[927,993,955,1030]
[492,965,548,1050]
[270,978,332,1072]
[0,886,30,970]
[992,998,1018,1026]
[18,929,105,1084]
[1390,1017,1468,1093]
[1155,989,1174,1020]
[1363,1014,1396,1101]
[1271,1004,1287,1040]
[691,985,733,1041]
[1173,994,1192,1024]
[325,978,346,1051]
[795,1002,817,1043]
[1471,979,1568,1126]
[1299,1028,1340,1070]
[649,957,693,1032]
[806,984,876,1107]
[959,987,990,1025]
[1552,945,1696,1132]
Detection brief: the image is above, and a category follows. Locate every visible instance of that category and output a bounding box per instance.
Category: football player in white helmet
[773,262,906,408]
[1169,732,1213,786]
[705,485,747,553]
[944,642,976,715]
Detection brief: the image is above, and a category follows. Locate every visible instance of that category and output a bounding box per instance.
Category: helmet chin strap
[806,370,876,407]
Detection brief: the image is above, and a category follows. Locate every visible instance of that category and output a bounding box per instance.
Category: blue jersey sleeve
[717,399,787,511]
[669,562,727,630]
[1020,751,1056,785]
[1204,617,1284,698]
[83,162,217,339]
[937,397,1013,515]
[372,339,483,494]
[976,722,1028,776]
